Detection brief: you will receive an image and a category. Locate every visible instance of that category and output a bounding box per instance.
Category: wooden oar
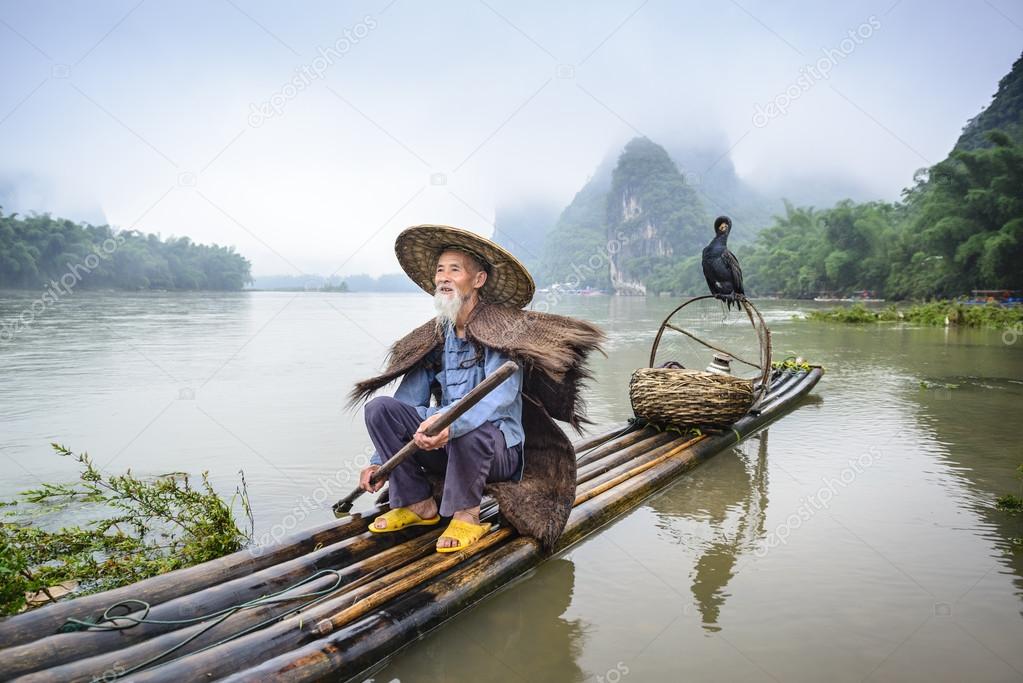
[331,359,520,516]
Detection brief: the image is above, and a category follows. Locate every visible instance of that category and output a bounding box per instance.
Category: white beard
[433,288,465,329]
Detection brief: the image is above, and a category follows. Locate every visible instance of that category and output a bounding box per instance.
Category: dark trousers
[365,396,522,517]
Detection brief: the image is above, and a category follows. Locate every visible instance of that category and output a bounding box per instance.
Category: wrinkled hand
[414,413,450,451]
[359,465,384,493]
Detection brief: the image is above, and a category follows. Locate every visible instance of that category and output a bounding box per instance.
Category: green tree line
[735,131,1022,299]
[0,209,252,291]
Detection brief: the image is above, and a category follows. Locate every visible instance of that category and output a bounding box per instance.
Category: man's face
[435,250,486,300]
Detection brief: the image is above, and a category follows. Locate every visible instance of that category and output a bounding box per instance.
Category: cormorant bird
[702,215,744,310]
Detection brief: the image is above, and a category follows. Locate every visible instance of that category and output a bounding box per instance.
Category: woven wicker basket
[629,368,755,428]
[629,296,771,429]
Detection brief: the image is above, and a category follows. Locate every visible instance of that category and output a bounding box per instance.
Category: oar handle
[332,360,520,516]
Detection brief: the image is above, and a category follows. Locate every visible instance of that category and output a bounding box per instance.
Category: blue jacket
[370,322,525,478]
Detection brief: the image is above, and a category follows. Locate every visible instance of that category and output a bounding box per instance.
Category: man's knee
[365,395,402,426]
[447,425,497,458]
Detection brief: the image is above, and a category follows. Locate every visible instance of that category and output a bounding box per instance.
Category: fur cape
[348,302,605,550]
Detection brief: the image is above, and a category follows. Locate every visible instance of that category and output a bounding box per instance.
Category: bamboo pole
[119,528,517,683]
[7,497,501,682]
[220,538,544,683]
[0,517,440,678]
[575,426,660,467]
[575,431,684,485]
[573,435,705,506]
[333,361,519,514]
[577,434,705,493]
[5,530,447,683]
[570,423,634,454]
[0,507,385,650]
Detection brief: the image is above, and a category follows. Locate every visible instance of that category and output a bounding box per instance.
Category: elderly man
[350,224,604,553]
[359,245,524,551]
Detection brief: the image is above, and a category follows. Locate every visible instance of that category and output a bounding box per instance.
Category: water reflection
[907,368,1023,600]
[373,558,587,683]
[649,430,771,632]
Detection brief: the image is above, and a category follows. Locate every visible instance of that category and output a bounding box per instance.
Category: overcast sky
[1,0,1020,277]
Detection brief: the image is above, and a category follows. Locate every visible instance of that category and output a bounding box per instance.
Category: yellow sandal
[368,507,441,533]
[436,518,492,553]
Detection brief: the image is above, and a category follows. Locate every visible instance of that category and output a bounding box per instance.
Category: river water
[1,291,1021,682]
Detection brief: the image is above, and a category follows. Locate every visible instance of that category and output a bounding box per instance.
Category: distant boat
[963,289,1022,306]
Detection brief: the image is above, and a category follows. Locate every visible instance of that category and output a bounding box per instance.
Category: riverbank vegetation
[740,55,1023,300]
[0,209,252,291]
[535,53,1023,301]
[740,132,1022,300]
[0,445,252,617]
[804,301,1023,330]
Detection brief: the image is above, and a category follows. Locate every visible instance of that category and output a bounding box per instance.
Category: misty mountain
[527,133,868,294]
[0,173,109,228]
[534,152,617,290]
[490,200,562,274]
[955,52,1023,152]
[536,138,711,294]
[745,171,879,210]
[666,145,779,239]
[606,138,709,295]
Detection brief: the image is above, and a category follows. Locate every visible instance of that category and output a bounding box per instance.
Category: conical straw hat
[395,224,535,308]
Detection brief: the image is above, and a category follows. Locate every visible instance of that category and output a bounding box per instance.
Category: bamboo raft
[0,365,823,683]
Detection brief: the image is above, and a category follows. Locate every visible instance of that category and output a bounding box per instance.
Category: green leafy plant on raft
[772,356,812,372]
[0,444,253,617]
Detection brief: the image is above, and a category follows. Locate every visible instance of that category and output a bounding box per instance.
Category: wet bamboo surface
[0,506,387,651]
[2,368,822,683]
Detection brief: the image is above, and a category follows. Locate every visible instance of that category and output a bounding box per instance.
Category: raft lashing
[0,365,823,683]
